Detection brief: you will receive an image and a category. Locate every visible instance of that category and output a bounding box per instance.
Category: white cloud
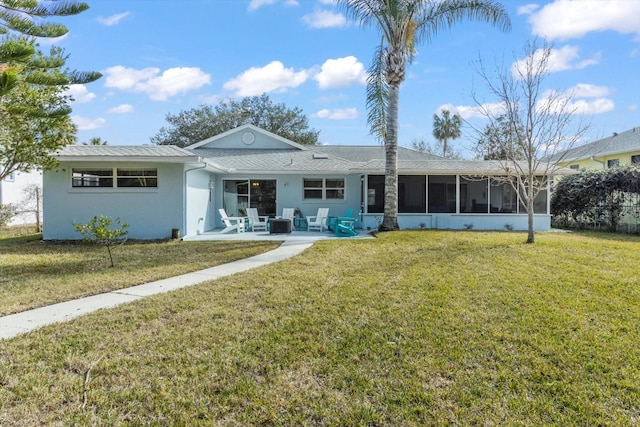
[517,4,539,15]
[248,0,298,11]
[511,45,600,77]
[537,87,614,115]
[66,84,95,103]
[97,12,130,26]
[314,56,367,89]
[104,66,159,90]
[248,0,276,11]
[103,66,211,101]
[629,104,638,112]
[314,108,358,120]
[528,0,640,40]
[223,61,308,96]
[302,10,347,28]
[437,102,505,120]
[72,116,106,130]
[566,98,615,115]
[108,104,134,114]
[569,83,611,98]
[139,68,211,101]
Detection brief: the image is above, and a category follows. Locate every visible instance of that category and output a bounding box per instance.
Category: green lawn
[1,231,639,425]
[0,229,279,316]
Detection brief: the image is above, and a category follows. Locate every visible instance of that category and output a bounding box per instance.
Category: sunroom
[360,170,550,231]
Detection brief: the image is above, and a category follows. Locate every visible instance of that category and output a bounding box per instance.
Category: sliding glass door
[223,179,277,217]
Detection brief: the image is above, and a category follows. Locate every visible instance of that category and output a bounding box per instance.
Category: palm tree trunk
[381,83,400,231]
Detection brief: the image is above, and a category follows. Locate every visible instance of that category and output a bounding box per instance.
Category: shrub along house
[43,124,557,240]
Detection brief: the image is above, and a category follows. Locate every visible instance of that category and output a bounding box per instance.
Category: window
[631,154,640,165]
[117,169,158,187]
[489,178,518,213]
[607,159,619,168]
[460,176,489,213]
[569,164,579,170]
[303,178,344,200]
[428,175,456,213]
[72,169,114,187]
[399,175,426,213]
[518,177,548,214]
[223,179,276,217]
[72,168,157,188]
[368,175,427,213]
[367,175,384,213]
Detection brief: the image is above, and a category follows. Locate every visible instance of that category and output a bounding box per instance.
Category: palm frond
[417,0,511,44]
[366,41,389,143]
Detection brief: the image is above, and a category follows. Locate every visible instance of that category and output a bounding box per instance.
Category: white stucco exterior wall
[184,168,214,238]
[0,170,43,225]
[43,163,186,240]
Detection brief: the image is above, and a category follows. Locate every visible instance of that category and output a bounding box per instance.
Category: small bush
[73,215,129,267]
[0,203,17,227]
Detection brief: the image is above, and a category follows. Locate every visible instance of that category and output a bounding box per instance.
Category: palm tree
[433,109,461,158]
[82,137,108,145]
[337,0,510,231]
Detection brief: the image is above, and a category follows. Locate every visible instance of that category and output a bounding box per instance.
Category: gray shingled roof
[56,145,197,161]
[189,148,359,173]
[355,159,564,174]
[546,126,640,162]
[56,143,569,175]
[310,145,443,162]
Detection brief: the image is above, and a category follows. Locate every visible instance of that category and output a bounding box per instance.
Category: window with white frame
[303,178,344,200]
[72,168,157,188]
[631,154,640,165]
[607,159,619,168]
[117,168,158,187]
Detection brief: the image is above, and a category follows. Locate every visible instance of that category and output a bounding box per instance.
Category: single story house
[547,125,640,170]
[43,124,556,240]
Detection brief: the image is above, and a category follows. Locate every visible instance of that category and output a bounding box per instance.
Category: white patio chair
[246,207,268,232]
[218,208,245,233]
[307,208,329,232]
[280,207,296,230]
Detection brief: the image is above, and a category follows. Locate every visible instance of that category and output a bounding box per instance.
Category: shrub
[0,204,17,227]
[73,215,129,267]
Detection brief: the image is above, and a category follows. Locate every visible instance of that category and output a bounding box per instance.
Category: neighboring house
[547,126,640,170]
[547,125,640,231]
[43,124,559,240]
[0,169,42,226]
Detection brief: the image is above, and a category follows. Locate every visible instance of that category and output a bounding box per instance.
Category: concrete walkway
[0,240,315,341]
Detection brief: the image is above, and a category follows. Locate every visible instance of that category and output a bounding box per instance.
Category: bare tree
[472,40,589,243]
[19,184,42,232]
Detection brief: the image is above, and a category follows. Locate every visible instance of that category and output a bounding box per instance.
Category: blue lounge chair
[334,211,359,237]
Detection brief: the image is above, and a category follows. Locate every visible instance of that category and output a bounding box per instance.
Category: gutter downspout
[183,160,207,239]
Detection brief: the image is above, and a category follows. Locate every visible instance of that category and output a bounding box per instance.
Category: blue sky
[53,0,640,155]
